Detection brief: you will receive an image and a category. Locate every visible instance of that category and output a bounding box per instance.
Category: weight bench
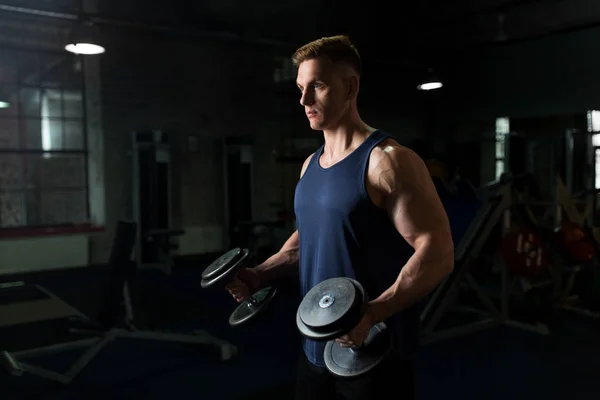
[0,281,115,384]
[1,220,237,384]
[142,228,186,276]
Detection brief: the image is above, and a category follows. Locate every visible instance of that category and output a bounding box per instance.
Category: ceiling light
[65,20,105,55]
[417,68,443,91]
[65,43,105,55]
[0,101,10,108]
[417,81,443,91]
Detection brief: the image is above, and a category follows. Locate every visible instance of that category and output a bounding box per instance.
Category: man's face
[296,57,351,131]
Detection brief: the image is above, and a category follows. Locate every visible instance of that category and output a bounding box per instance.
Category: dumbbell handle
[349,343,365,353]
[228,274,260,306]
[246,295,259,308]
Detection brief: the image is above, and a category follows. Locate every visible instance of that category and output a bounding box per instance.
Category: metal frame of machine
[420,177,551,345]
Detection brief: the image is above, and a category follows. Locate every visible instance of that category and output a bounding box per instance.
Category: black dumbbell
[296,277,393,378]
[201,248,277,327]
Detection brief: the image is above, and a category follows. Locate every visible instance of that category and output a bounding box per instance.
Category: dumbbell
[296,277,393,378]
[201,248,277,327]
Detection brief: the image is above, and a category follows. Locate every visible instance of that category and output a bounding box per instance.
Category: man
[227,35,454,400]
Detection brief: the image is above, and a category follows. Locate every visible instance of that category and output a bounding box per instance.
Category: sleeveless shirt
[294,130,421,367]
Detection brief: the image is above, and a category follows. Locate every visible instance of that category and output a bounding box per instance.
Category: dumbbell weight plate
[296,308,349,341]
[228,286,278,327]
[201,248,250,288]
[202,248,243,280]
[296,277,366,341]
[323,322,393,378]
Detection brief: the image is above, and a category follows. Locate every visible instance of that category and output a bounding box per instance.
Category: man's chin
[309,120,324,131]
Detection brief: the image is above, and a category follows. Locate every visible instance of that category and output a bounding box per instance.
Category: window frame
[588,110,600,190]
[494,117,510,180]
[0,46,95,237]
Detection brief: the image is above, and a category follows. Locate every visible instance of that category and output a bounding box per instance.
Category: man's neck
[322,121,376,158]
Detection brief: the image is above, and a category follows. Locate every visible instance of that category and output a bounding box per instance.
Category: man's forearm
[368,241,454,324]
[255,248,300,286]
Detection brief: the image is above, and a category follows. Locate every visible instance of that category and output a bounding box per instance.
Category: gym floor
[1,255,599,400]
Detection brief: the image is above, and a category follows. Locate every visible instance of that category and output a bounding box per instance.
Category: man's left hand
[335,304,376,348]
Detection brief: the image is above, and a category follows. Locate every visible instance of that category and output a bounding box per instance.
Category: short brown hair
[291,35,362,76]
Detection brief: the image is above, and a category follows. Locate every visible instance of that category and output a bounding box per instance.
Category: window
[495,117,510,180]
[595,148,600,190]
[587,110,600,133]
[41,89,84,153]
[588,110,600,189]
[0,47,88,230]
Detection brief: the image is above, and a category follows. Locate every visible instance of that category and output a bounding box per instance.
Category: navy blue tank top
[294,130,421,367]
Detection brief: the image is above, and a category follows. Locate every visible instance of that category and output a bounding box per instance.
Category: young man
[227,35,454,400]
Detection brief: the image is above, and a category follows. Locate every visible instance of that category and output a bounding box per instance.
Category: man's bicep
[386,154,452,249]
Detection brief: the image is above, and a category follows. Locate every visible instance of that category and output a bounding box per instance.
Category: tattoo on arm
[285,249,299,266]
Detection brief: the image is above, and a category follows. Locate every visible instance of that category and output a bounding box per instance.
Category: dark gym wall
[91,31,280,262]
[448,27,600,119]
[510,115,588,199]
[436,27,600,187]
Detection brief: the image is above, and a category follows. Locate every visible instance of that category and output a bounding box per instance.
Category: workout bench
[1,220,237,384]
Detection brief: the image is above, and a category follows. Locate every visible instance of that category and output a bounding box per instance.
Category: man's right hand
[225,267,263,303]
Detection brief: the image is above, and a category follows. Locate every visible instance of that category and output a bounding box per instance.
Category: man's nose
[300,89,314,106]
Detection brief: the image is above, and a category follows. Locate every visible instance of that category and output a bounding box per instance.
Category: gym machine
[552,176,600,319]
[1,221,237,385]
[420,174,551,345]
[494,128,600,321]
[132,130,184,275]
[549,128,600,316]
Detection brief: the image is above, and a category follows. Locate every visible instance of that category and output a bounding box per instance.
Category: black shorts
[294,352,415,400]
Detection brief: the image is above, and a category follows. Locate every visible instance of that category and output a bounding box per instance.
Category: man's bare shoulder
[368,139,427,194]
[370,138,416,165]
